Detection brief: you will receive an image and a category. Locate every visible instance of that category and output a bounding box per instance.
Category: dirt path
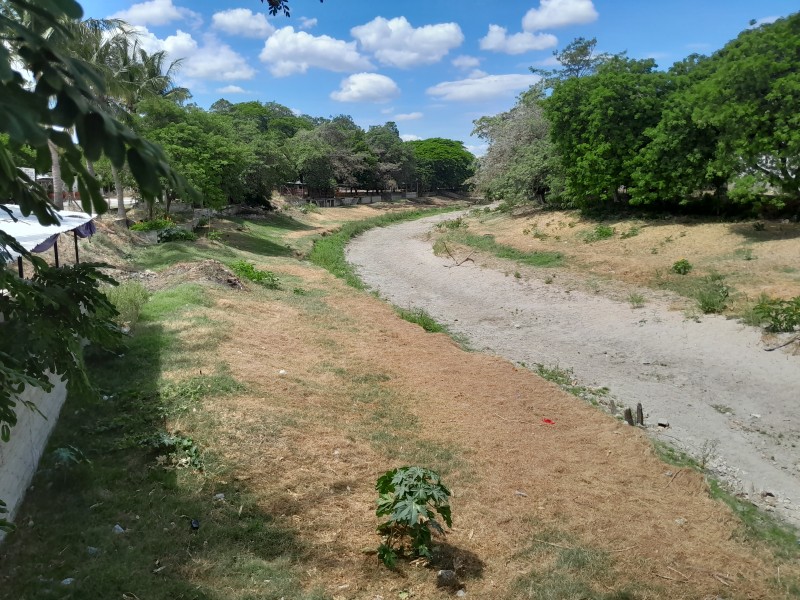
[346,212,800,527]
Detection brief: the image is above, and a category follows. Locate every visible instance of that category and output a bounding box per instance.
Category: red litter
[541,418,556,425]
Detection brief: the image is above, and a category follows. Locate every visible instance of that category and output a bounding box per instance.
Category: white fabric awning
[0,205,95,261]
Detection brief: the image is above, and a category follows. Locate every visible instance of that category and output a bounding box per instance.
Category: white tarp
[0,205,94,260]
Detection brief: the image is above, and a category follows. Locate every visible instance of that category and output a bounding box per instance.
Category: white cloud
[401,134,421,142]
[480,25,557,54]
[212,9,274,38]
[466,144,488,157]
[260,27,373,76]
[110,0,199,27]
[468,69,489,78]
[393,112,423,121]
[452,55,481,70]
[533,55,562,68]
[427,73,541,102]
[330,73,399,103]
[351,16,463,68]
[217,85,247,94]
[299,16,318,29]
[522,0,599,31]
[131,27,255,81]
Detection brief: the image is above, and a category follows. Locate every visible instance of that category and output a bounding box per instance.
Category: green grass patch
[446,231,563,268]
[579,224,616,243]
[656,272,732,314]
[309,206,461,288]
[530,363,611,408]
[104,281,149,326]
[141,283,213,321]
[513,525,639,600]
[395,306,447,333]
[230,259,280,288]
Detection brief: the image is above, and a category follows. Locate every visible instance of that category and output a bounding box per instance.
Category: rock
[61,578,76,586]
[112,524,125,534]
[456,590,467,597]
[190,519,200,531]
[214,493,225,501]
[437,569,459,588]
[657,420,670,428]
[87,546,101,557]
[674,518,687,526]
[278,369,287,376]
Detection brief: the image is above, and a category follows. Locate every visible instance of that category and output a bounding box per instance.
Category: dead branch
[442,241,475,267]
[765,335,799,352]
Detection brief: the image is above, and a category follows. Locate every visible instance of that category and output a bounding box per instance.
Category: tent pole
[54,238,59,267]
[17,257,23,278]
[74,230,79,264]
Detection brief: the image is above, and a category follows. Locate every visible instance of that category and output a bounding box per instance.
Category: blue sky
[79,0,795,155]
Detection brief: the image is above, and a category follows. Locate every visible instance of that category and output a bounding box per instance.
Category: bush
[158,227,197,242]
[130,218,173,231]
[672,259,692,275]
[580,224,615,243]
[376,466,452,568]
[230,260,280,289]
[105,281,149,327]
[752,296,800,332]
[696,274,729,314]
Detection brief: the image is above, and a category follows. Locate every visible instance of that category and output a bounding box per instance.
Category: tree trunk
[48,140,64,210]
[112,164,125,219]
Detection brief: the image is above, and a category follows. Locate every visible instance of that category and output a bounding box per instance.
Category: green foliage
[230,260,280,288]
[375,466,452,567]
[671,258,693,275]
[395,307,446,333]
[104,281,149,327]
[407,138,475,191]
[158,227,197,242]
[0,259,121,442]
[130,218,173,231]
[752,296,800,332]
[628,293,646,308]
[620,226,641,239]
[436,216,467,230]
[579,224,615,243]
[695,274,730,314]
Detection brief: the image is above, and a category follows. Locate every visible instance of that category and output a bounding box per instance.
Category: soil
[346,211,800,528]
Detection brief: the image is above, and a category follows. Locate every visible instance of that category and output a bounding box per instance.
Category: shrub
[752,296,800,332]
[158,227,197,242]
[376,466,452,568]
[696,274,729,314]
[130,217,173,231]
[105,281,149,327]
[672,259,692,275]
[230,260,280,289]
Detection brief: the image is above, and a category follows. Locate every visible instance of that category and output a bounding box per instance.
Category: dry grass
[465,209,800,305]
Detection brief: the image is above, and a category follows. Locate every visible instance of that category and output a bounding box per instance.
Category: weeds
[580,224,615,243]
[531,364,611,408]
[752,295,800,332]
[443,231,563,268]
[695,273,730,313]
[230,260,280,288]
[130,217,172,231]
[158,227,197,242]
[395,307,446,333]
[627,293,645,308]
[104,281,149,327]
[436,216,467,230]
[620,226,640,239]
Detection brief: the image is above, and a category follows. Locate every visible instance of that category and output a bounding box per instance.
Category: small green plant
[230,260,280,289]
[147,432,203,470]
[753,221,766,231]
[736,247,756,261]
[530,229,549,240]
[628,292,645,308]
[105,281,149,327]
[620,226,640,239]
[298,201,320,214]
[672,258,692,275]
[207,230,223,241]
[395,307,445,333]
[696,274,730,314]
[130,217,173,231]
[514,271,522,279]
[158,227,197,242]
[376,466,452,568]
[580,224,615,243]
[752,295,800,332]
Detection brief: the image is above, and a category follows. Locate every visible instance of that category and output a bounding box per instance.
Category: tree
[690,14,800,205]
[544,56,668,206]
[365,122,414,192]
[471,89,566,207]
[406,138,474,192]
[531,37,612,84]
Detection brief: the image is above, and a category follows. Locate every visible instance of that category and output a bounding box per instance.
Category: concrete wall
[0,375,67,541]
